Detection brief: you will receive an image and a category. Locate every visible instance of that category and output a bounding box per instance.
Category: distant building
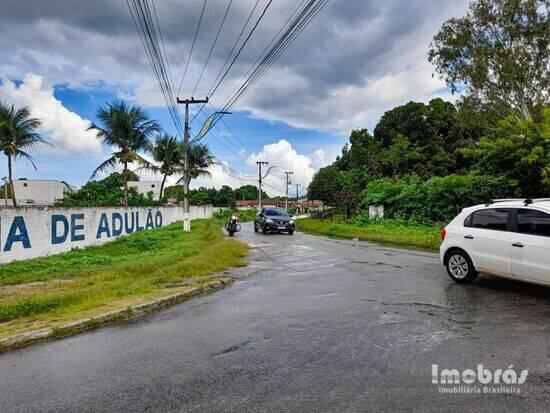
[4,179,77,206]
[127,181,162,200]
[235,198,323,212]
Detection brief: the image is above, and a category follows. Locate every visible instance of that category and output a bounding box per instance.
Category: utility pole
[295,183,301,212]
[177,96,208,232]
[284,171,293,210]
[2,177,7,206]
[256,161,269,208]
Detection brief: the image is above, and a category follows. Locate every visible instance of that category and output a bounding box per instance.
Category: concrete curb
[0,278,232,353]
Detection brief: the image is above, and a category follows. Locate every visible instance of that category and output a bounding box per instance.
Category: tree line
[0,100,216,207]
[308,0,549,223]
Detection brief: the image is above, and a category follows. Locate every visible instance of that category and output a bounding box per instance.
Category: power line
[126,0,184,136]
[192,0,233,96]
[176,0,208,97]
[219,0,330,116]
[189,0,269,125]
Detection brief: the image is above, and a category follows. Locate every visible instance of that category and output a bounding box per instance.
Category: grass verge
[0,216,248,341]
[296,218,442,251]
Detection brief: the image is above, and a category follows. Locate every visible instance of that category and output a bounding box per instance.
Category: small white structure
[7,179,76,206]
[368,205,384,220]
[127,181,162,200]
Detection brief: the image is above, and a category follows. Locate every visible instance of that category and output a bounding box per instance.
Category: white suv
[440,199,550,286]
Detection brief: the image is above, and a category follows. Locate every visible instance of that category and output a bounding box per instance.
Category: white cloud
[246,139,318,196]
[0,74,101,154]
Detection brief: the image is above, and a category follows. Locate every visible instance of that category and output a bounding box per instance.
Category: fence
[0,205,213,263]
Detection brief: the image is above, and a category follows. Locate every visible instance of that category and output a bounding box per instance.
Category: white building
[127,181,162,200]
[6,179,77,206]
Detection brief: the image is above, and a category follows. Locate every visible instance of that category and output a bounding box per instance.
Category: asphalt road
[1,223,549,412]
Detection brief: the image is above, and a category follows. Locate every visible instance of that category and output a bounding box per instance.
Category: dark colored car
[254,207,295,235]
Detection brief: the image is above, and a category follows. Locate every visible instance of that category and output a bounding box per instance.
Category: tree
[0,102,50,206]
[147,134,182,205]
[234,184,267,200]
[57,172,154,207]
[190,191,210,205]
[429,0,549,120]
[213,185,235,207]
[89,100,160,206]
[382,134,421,177]
[460,108,550,197]
[307,166,343,206]
[178,142,217,192]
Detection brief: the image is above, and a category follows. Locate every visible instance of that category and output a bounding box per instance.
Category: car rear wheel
[446,250,478,283]
[254,224,258,233]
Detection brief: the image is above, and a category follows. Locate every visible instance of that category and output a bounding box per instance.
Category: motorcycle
[225,214,241,237]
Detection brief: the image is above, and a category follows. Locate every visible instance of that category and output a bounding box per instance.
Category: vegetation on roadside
[308,0,549,224]
[0,217,248,338]
[296,218,441,251]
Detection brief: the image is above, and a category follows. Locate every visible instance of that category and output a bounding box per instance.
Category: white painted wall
[127,181,162,200]
[9,179,76,206]
[0,205,213,263]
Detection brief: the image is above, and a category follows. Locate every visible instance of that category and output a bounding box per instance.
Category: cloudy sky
[0,0,468,195]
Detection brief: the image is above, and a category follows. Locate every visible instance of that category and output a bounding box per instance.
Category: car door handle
[464,235,474,239]
[512,242,524,248]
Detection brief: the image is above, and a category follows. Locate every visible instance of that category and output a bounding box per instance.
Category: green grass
[296,218,442,251]
[0,217,248,338]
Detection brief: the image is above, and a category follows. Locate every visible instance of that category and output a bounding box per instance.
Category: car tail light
[441,228,447,241]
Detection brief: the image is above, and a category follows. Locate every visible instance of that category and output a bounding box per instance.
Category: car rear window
[517,209,550,237]
[465,208,508,231]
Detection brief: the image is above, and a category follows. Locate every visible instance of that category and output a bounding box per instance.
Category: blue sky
[0,0,468,194]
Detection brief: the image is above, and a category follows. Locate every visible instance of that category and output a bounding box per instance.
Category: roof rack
[485,198,523,206]
[485,198,538,206]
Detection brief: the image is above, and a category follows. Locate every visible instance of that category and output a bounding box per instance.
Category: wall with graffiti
[0,205,213,263]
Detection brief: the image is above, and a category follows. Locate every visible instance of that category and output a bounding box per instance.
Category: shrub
[360,174,516,223]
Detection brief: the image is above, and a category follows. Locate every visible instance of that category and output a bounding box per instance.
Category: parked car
[255,207,295,235]
[440,199,550,287]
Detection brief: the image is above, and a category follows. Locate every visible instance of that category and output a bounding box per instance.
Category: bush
[360,174,517,223]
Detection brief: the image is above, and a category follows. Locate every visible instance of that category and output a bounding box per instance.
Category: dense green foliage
[165,184,269,207]
[57,172,156,207]
[308,0,549,224]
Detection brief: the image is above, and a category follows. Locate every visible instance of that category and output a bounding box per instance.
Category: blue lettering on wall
[112,213,123,236]
[155,211,163,227]
[51,215,69,244]
[70,213,85,242]
[145,210,154,229]
[4,216,31,251]
[124,212,135,234]
[136,211,144,231]
[96,213,111,239]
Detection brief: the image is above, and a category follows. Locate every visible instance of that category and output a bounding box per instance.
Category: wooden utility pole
[177,96,208,232]
[284,171,293,210]
[295,183,301,211]
[256,161,269,208]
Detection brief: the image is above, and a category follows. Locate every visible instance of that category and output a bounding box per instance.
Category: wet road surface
[1,222,549,412]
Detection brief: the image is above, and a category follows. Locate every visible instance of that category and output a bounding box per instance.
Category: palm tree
[178,142,217,189]
[89,100,160,206]
[0,102,50,207]
[146,134,183,205]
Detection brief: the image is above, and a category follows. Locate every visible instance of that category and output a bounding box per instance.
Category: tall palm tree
[146,134,183,205]
[89,100,160,206]
[0,102,50,207]
[178,142,217,189]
